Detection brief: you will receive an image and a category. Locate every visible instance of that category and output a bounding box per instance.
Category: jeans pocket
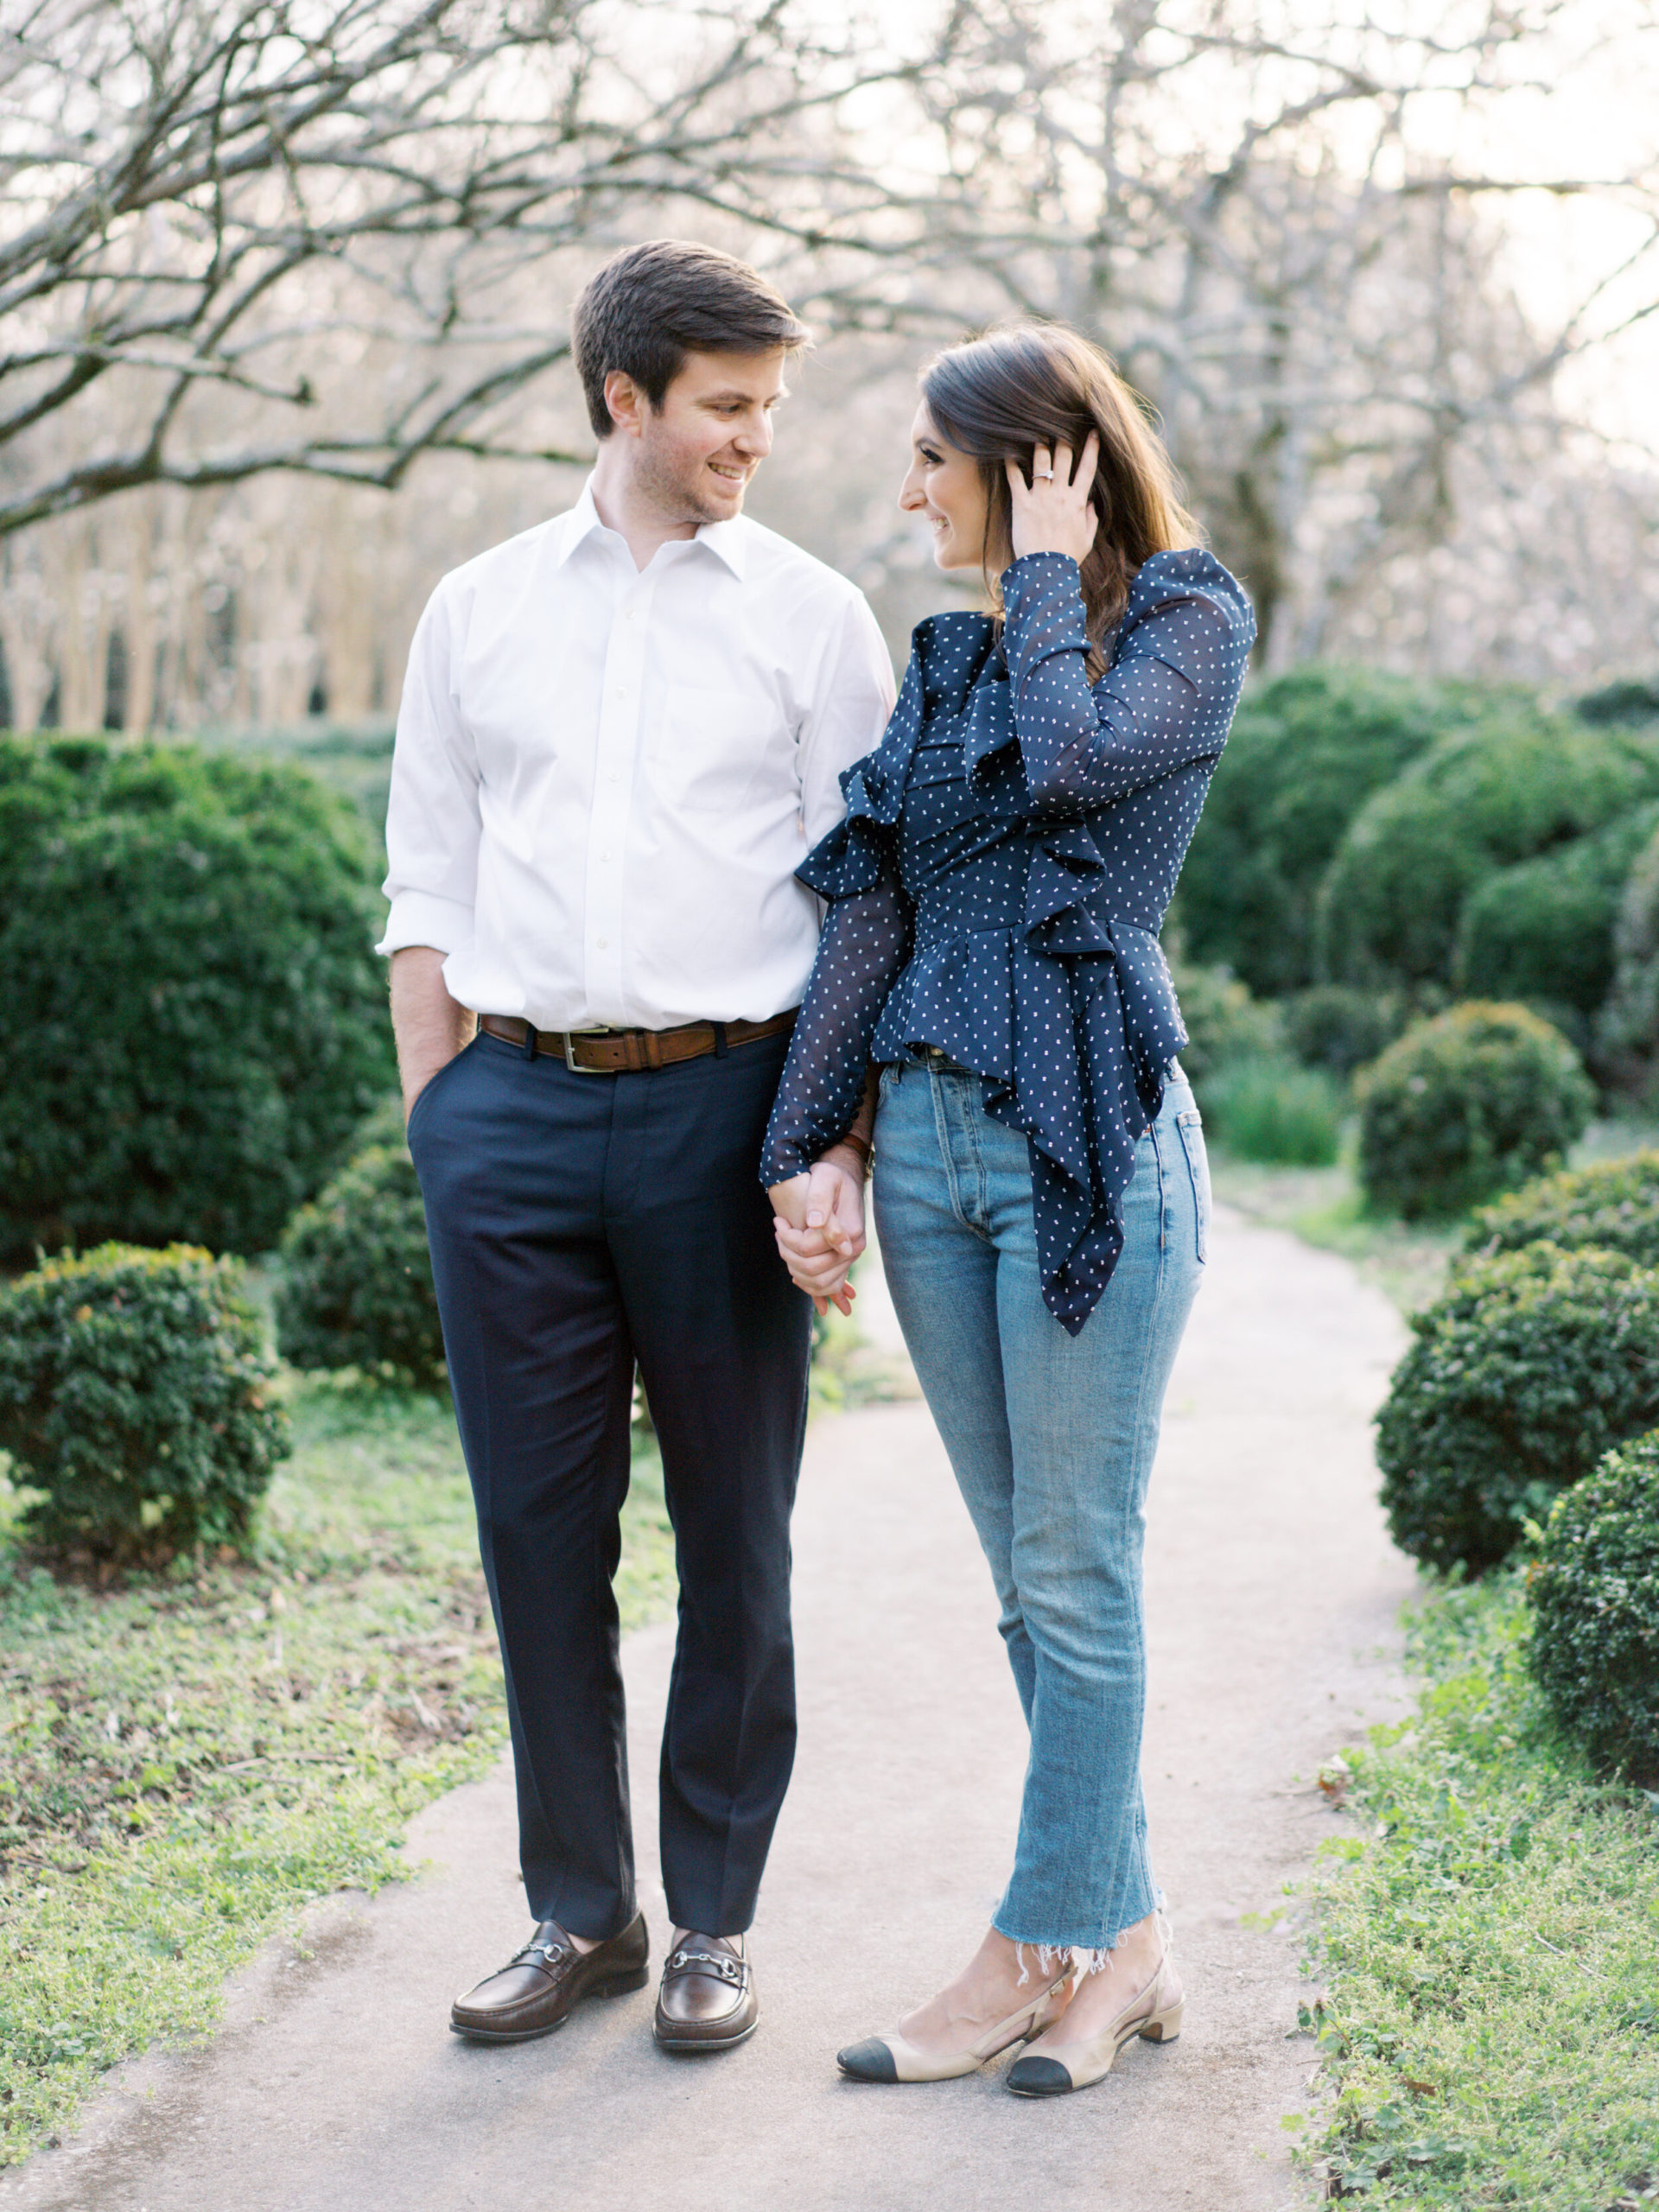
[877,1061,899,1106]
[1175,1108,1210,1264]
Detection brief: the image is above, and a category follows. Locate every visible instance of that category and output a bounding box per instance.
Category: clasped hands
[767,1144,867,1317]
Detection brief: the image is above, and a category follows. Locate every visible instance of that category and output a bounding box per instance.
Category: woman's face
[900,403,1004,573]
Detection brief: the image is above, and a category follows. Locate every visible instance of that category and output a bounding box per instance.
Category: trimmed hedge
[276,1140,446,1387]
[1179,664,1472,995]
[1467,1153,1659,1268]
[0,737,394,1260]
[1316,711,1659,991]
[0,1243,288,1559]
[1453,802,1659,1020]
[1356,1002,1594,1220]
[1529,1430,1659,1782]
[1376,1243,1659,1574]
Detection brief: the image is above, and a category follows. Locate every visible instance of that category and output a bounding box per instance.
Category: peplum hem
[876,912,1185,1334]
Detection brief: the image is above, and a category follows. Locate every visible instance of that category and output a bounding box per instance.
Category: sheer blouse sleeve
[759,883,912,1185]
[999,549,1255,812]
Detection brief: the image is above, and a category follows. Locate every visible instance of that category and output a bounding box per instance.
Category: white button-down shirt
[378,481,895,1030]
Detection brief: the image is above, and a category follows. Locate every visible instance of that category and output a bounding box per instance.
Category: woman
[760,321,1255,2094]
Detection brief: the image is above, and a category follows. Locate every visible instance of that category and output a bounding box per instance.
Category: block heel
[1139,1995,1182,2044]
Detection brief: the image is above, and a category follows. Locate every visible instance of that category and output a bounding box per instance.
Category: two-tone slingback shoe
[1005,1916,1184,2096]
[836,1971,1072,2084]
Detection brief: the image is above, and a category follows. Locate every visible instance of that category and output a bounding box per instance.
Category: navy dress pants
[407,1024,810,1940]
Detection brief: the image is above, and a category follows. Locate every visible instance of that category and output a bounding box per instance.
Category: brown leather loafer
[450,1911,649,2043]
[652,1931,758,2054]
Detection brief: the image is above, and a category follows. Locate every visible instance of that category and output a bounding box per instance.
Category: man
[381,239,893,2055]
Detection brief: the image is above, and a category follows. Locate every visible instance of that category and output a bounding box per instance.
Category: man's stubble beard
[632,435,748,529]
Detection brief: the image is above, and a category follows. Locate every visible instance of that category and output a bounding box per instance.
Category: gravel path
[6,1205,1414,2212]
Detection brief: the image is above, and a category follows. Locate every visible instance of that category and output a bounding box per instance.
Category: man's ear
[603,369,646,439]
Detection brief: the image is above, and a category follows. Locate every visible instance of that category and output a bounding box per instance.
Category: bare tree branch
[0,0,954,534]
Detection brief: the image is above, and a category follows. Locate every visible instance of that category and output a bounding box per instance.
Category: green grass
[1298,1573,1659,2207]
[0,1380,675,2165]
[1199,1052,1346,1166]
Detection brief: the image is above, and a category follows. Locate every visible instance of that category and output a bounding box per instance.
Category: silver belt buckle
[563,1028,615,1075]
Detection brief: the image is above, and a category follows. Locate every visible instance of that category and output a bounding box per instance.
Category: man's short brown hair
[571,239,811,439]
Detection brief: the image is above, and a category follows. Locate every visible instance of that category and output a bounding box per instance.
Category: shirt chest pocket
[651,683,789,816]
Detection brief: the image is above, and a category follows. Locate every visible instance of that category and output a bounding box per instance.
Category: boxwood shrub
[1355,1002,1594,1219]
[1281,983,1408,1082]
[0,1243,288,1560]
[1528,1430,1659,1782]
[1178,664,1474,995]
[1453,802,1659,1021]
[1467,1153,1659,1268]
[1576,675,1659,727]
[0,737,395,1260]
[1376,1243,1659,1574]
[276,1140,446,1386]
[1316,711,1659,991]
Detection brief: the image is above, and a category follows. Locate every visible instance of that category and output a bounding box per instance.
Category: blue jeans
[873,1059,1209,1955]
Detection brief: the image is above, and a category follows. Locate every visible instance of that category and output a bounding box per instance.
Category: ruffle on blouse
[815,606,1188,1334]
[798,613,1000,902]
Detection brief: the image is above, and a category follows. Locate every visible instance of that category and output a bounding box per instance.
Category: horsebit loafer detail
[449,1911,650,2042]
[652,1932,759,2053]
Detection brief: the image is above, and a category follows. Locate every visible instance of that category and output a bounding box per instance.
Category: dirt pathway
[5,1205,1414,2212]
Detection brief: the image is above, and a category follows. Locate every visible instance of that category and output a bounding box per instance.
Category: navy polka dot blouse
[760,547,1256,1332]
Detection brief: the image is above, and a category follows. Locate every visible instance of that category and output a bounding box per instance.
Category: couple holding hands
[383,238,1253,2097]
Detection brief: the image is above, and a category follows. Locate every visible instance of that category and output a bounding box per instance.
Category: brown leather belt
[479,1008,797,1074]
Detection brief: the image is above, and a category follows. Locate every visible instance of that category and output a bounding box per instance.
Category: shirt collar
[558,477,750,579]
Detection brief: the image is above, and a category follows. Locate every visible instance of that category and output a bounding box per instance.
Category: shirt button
[600,849,613,861]
[596,936,609,949]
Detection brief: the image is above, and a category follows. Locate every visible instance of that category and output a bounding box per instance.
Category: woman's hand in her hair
[768,1156,866,1317]
[1006,431,1099,567]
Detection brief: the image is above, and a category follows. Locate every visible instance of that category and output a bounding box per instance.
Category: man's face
[610,348,788,525]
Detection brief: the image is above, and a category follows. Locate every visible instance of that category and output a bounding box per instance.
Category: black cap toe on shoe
[836,2038,899,2082]
[1005,2054,1075,2097]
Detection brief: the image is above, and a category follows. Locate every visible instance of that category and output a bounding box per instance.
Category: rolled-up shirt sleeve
[797,593,896,846]
[377,581,482,957]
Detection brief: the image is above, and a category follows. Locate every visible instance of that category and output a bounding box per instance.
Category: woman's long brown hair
[920,322,1202,681]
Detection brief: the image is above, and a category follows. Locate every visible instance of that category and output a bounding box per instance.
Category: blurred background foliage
[1172,661,1659,1189]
